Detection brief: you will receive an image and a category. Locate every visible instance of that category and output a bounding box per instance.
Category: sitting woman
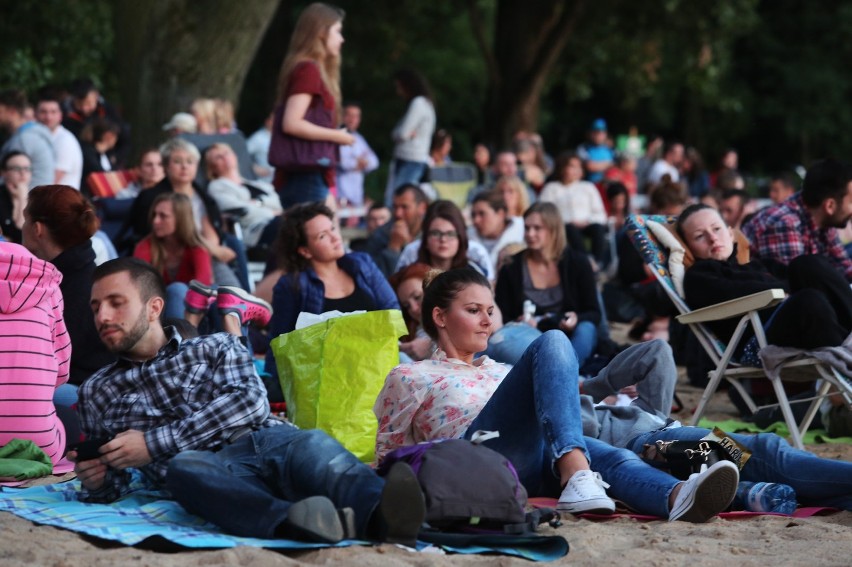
[469,190,525,270]
[676,203,852,353]
[205,142,283,255]
[395,199,494,281]
[22,185,115,407]
[539,152,608,267]
[495,201,599,367]
[375,267,740,521]
[266,202,399,377]
[388,262,435,361]
[121,138,247,289]
[494,175,531,219]
[675,204,852,420]
[0,151,30,243]
[133,193,213,321]
[0,242,71,466]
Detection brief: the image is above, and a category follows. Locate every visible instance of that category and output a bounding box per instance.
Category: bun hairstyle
[421,267,490,340]
[25,185,99,249]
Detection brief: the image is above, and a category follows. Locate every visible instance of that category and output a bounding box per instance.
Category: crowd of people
[1,0,852,548]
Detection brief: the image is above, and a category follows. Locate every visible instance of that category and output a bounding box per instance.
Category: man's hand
[70,451,108,491]
[99,430,152,470]
[388,219,411,251]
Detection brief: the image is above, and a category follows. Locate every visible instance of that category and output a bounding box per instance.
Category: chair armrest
[676,288,786,324]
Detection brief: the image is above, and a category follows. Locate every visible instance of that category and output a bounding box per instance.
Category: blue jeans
[166,425,384,539]
[222,234,251,291]
[485,322,542,365]
[165,282,189,320]
[279,171,329,208]
[570,321,597,368]
[393,158,428,188]
[464,331,680,516]
[53,383,79,408]
[627,427,852,511]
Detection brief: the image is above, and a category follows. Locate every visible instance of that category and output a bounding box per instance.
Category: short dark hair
[393,183,428,203]
[93,257,167,303]
[421,267,490,340]
[471,190,508,213]
[721,188,748,205]
[0,89,28,114]
[69,77,98,100]
[771,172,799,191]
[1,151,29,170]
[393,68,433,102]
[342,100,361,109]
[801,158,852,208]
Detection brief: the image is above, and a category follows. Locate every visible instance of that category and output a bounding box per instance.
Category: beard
[100,307,150,354]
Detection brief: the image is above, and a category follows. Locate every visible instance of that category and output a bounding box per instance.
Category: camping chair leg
[770,376,805,450]
[799,380,833,438]
[691,369,725,426]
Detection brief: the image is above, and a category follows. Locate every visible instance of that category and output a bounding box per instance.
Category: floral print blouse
[373,349,509,463]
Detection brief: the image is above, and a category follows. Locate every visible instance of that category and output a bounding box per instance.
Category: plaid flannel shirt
[741,192,852,282]
[77,327,282,502]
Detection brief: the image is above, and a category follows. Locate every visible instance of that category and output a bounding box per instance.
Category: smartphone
[69,437,112,461]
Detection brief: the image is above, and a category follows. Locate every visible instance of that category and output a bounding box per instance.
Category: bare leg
[556,449,591,486]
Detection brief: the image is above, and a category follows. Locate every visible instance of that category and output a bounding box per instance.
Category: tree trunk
[470,0,585,149]
[114,0,280,158]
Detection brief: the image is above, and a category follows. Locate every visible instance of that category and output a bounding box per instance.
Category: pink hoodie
[0,242,71,466]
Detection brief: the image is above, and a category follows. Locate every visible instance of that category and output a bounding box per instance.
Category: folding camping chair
[429,163,478,209]
[624,214,852,449]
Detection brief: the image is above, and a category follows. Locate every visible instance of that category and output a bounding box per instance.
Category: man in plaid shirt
[70,258,423,546]
[742,158,852,282]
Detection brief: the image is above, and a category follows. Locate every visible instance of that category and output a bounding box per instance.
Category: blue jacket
[265,252,399,377]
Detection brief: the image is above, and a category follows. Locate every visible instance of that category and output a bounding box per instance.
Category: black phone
[69,437,112,461]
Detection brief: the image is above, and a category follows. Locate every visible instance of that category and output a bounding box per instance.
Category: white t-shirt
[539,180,607,225]
[50,125,83,189]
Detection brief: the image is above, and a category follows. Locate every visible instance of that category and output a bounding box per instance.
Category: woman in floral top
[374,267,741,521]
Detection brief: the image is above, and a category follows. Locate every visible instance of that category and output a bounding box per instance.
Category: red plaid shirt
[741,193,852,282]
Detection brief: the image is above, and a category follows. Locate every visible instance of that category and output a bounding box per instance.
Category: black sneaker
[378,462,425,547]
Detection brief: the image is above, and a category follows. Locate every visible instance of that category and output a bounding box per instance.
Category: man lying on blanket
[69,257,424,546]
[583,339,852,511]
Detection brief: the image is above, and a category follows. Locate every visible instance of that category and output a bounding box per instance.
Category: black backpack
[378,437,560,535]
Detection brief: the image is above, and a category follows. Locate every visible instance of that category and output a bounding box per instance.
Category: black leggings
[765,255,852,349]
[565,223,607,265]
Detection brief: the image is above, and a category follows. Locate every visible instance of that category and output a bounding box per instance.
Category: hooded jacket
[0,242,71,466]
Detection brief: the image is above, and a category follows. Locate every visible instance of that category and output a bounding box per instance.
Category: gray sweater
[392,96,435,163]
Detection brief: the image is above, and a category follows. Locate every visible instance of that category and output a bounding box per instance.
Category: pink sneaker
[185,280,217,314]
[217,286,272,327]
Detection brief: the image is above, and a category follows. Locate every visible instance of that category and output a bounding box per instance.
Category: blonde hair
[524,202,566,262]
[214,99,235,132]
[190,98,217,134]
[276,3,345,119]
[148,193,208,275]
[494,175,530,217]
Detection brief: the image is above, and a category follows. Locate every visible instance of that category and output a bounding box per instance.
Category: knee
[536,330,572,355]
[167,451,210,483]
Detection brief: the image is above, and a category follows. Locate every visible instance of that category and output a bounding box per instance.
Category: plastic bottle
[733,481,797,514]
[522,300,536,324]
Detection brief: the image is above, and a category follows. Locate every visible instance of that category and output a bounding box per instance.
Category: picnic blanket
[0,471,568,561]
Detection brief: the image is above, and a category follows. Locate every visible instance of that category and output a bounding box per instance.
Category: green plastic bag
[271,309,407,463]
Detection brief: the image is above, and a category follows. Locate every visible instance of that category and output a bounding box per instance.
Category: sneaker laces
[570,470,611,497]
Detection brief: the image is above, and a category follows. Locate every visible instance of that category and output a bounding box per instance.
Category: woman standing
[133,193,213,320]
[269,2,353,207]
[495,202,599,366]
[388,68,436,191]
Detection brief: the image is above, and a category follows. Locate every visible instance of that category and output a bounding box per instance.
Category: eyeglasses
[427,229,459,240]
[5,166,31,173]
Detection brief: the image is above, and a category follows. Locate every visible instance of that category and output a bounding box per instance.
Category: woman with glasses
[0,151,31,243]
[394,199,495,281]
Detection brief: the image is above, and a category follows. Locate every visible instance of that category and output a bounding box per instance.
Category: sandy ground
[3,328,852,565]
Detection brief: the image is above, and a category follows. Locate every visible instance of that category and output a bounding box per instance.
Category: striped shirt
[0,242,71,466]
[77,328,281,502]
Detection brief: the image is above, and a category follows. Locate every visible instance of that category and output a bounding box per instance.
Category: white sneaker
[557,470,616,515]
[669,461,739,523]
